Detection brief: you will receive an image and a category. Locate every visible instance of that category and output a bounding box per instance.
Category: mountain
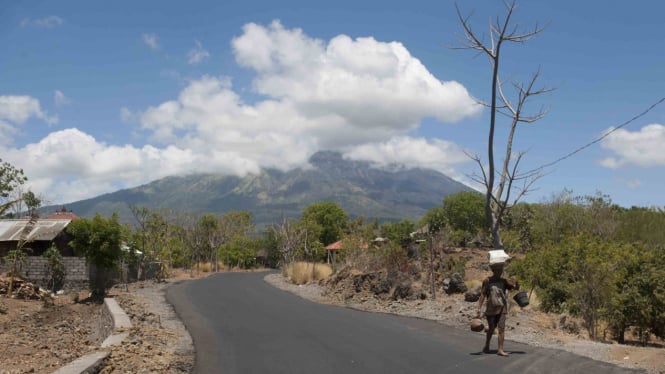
[48,151,473,227]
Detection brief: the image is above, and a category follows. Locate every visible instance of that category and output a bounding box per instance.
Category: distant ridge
[46,151,473,227]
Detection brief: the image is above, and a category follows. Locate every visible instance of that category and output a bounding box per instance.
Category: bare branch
[453,3,494,57]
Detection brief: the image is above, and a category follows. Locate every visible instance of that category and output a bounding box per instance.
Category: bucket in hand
[470,318,485,332]
[513,291,529,307]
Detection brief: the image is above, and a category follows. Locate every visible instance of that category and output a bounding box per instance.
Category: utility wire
[524,96,665,175]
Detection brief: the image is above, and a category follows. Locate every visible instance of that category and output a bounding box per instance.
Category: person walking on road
[476,263,519,356]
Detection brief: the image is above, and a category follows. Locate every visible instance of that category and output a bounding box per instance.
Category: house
[324,238,370,263]
[0,212,96,290]
[0,218,76,257]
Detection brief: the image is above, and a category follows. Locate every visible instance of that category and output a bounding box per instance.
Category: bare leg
[483,328,493,353]
[497,329,509,356]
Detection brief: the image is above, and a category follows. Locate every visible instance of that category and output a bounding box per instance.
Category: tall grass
[285,262,333,285]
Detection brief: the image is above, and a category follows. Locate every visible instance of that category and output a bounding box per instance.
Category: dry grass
[198,262,211,272]
[285,262,333,285]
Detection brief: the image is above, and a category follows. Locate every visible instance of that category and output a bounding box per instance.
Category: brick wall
[0,256,92,290]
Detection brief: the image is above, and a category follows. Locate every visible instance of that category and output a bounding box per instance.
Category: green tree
[421,206,446,235]
[442,191,485,234]
[22,191,41,218]
[381,219,416,248]
[615,206,665,246]
[218,211,256,269]
[0,159,28,216]
[607,244,665,343]
[199,214,221,271]
[301,202,348,246]
[67,213,123,297]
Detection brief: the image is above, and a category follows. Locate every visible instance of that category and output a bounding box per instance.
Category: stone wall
[0,256,92,290]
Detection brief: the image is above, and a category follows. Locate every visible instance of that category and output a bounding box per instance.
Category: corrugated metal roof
[0,219,71,242]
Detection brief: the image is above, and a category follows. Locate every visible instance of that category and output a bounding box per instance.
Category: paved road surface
[167,272,643,374]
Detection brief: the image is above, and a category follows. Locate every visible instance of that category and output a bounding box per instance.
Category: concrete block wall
[0,256,92,290]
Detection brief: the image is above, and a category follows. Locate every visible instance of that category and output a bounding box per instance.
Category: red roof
[325,240,344,251]
[325,239,369,251]
[44,211,79,220]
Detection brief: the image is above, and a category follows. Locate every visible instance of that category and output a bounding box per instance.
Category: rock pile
[322,266,430,302]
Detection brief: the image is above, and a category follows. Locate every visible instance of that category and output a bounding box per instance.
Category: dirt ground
[0,269,206,374]
[0,293,102,373]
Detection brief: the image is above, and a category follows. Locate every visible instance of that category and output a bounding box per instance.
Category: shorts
[486,313,506,331]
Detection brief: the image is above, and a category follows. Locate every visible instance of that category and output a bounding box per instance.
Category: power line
[524,96,665,175]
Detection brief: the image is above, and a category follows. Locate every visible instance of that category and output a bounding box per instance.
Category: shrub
[43,244,66,293]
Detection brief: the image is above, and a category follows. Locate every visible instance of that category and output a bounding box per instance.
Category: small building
[325,238,370,264]
[0,215,92,290]
[0,218,75,257]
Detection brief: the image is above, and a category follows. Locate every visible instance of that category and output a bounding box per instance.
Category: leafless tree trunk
[454,0,553,249]
[272,216,304,267]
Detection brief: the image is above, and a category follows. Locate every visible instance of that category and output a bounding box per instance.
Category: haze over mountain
[48,151,473,227]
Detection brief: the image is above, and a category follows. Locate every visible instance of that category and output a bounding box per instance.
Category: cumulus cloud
[138,21,479,170]
[232,21,479,130]
[3,128,197,203]
[142,33,159,50]
[0,95,56,124]
[7,21,480,203]
[187,40,210,64]
[20,16,63,28]
[0,95,58,144]
[344,136,469,175]
[600,124,665,168]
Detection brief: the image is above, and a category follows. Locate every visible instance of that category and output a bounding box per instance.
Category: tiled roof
[325,239,369,251]
[43,211,79,220]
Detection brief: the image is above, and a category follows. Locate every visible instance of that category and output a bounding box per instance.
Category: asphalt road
[166,272,643,374]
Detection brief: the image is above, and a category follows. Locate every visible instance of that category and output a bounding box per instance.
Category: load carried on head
[488,249,510,265]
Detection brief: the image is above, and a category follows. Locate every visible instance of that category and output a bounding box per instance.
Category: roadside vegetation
[40,187,661,348]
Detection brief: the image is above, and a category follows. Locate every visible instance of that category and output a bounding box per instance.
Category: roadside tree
[67,213,123,297]
[0,159,28,216]
[454,1,553,249]
[301,201,348,246]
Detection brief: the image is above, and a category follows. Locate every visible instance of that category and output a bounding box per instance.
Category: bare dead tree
[271,215,305,267]
[453,0,554,249]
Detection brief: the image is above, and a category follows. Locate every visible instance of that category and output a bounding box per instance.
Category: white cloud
[20,16,63,28]
[232,21,479,130]
[5,21,480,203]
[0,95,58,145]
[54,90,71,107]
[187,40,210,64]
[0,95,56,124]
[600,124,665,168]
[3,128,199,203]
[344,136,470,176]
[142,33,159,50]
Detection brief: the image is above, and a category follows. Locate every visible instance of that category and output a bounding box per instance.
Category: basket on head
[470,318,485,332]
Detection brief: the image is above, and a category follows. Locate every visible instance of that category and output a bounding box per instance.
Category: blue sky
[1,0,664,208]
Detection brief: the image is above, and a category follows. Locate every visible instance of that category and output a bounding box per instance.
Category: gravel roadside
[104,280,195,373]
